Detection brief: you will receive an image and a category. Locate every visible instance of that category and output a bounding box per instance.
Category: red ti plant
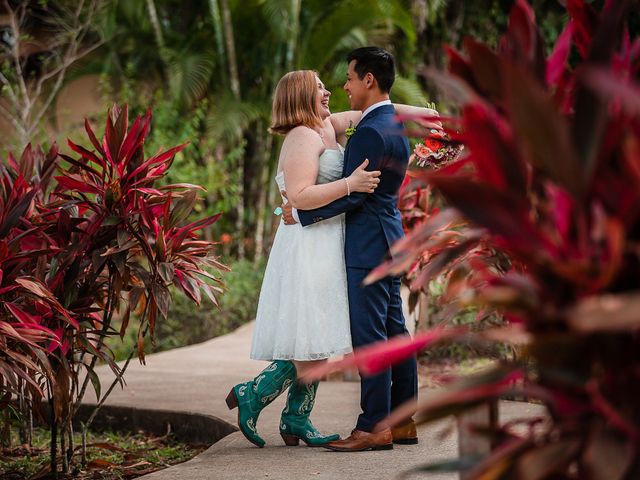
[1,105,227,474]
[0,144,66,444]
[311,0,640,477]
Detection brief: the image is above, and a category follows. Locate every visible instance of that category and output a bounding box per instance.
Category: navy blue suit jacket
[298,104,410,269]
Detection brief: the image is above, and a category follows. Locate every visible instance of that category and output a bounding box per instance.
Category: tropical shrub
[0,105,226,475]
[311,0,640,477]
[398,155,510,363]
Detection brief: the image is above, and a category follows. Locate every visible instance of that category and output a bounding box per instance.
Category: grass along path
[0,425,206,479]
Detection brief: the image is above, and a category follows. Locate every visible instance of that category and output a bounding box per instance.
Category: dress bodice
[276,147,344,191]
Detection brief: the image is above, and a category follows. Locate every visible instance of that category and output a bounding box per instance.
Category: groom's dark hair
[346,47,395,93]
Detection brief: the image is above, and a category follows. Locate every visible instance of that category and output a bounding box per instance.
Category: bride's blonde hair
[269,70,323,135]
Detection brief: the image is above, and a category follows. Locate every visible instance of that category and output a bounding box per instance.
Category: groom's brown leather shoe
[323,429,393,452]
[391,420,418,445]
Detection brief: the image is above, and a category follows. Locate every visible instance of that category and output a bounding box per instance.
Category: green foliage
[159,258,265,349]
[417,277,511,362]
[98,79,248,237]
[107,258,265,360]
[0,424,202,479]
[218,258,266,330]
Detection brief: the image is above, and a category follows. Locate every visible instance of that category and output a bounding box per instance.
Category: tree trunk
[254,124,274,263]
[218,0,245,259]
[219,0,240,100]
[18,381,28,445]
[207,0,227,87]
[145,0,165,51]
[285,0,301,70]
[50,395,58,479]
[61,423,68,473]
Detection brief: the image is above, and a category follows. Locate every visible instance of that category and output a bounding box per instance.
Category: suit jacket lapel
[343,104,394,176]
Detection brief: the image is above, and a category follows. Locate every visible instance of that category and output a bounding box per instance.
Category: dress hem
[250,346,353,362]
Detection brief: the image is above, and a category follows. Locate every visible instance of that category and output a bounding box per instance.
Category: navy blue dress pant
[347,267,418,432]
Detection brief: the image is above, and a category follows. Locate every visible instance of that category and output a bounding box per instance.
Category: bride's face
[315,76,331,119]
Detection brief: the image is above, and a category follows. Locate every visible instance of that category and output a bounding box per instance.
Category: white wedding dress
[250,147,352,361]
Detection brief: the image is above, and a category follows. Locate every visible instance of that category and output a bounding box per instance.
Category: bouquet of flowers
[412,128,463,170]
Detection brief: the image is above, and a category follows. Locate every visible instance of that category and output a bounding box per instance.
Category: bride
[226,69,437,448]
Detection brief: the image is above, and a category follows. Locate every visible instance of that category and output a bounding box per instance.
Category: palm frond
[168,50,216,107]
[300,0,416,71]
[259,0,296,41]
[391,76,428,106]
[206,92,268,141]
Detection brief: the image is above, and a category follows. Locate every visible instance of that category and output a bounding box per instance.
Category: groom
[283,46,418,451]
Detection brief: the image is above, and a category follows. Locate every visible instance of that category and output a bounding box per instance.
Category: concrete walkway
[92,322,542,480]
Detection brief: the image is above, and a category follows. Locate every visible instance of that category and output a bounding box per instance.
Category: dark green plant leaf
[158,262,175,284]
[169,189,198,228]
[85,364,101,400]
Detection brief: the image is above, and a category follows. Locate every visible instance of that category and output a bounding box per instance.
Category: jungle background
[0,0,615,356]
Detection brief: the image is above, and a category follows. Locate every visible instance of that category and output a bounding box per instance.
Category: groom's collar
[361,99,392,122]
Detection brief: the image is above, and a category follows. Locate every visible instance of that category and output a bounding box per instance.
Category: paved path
[93,322,542,480]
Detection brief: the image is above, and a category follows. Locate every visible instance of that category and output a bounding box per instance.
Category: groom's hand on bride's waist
[280,191,299,225]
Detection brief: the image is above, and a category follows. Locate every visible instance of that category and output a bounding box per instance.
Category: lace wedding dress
[250,147,352,361]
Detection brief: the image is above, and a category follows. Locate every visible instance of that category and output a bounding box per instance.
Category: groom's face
[344,60,368,111]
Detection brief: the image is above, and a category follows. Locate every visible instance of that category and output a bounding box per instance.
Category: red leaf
[67,139,105,169]
[55,175,101,195]
[459,102,527,195]
[567,0,597,59]
[303,327,468,381]
[384,365,524,432]
[428,176,553,254]
[134,187,164,195]
[47,327,65,354]
[170,213,222,249]
[5,303,43,324]
[582,67,640,116]
[567,291,640,332]
[113,104,129,156]
[546,21,573,86]
[504,63,582,198]
[58,153,102,179]
[464,37,504,102]
[118,114,144,166]
[445,45,478,91]
[127,143,187,180]
[504,0,537,60]
[84,118,105,155]
[105,105,121,165]
[14,278,79,329]
[102,136,116,169]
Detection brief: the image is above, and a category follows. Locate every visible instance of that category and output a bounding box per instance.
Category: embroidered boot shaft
[280,381,340,446]
[226,360,296,447]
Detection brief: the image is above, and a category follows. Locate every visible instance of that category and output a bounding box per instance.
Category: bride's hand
[348,159,381,194]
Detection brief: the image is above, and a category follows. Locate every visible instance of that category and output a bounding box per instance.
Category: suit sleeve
[297,127,385,226]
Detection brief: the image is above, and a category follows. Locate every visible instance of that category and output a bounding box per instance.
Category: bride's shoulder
[284,126,323,147]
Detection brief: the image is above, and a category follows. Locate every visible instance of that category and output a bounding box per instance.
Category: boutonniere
[345,120,357,141]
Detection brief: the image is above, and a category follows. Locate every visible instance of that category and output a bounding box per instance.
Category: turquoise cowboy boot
[279,381,340,447]
[226,360,296,447]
